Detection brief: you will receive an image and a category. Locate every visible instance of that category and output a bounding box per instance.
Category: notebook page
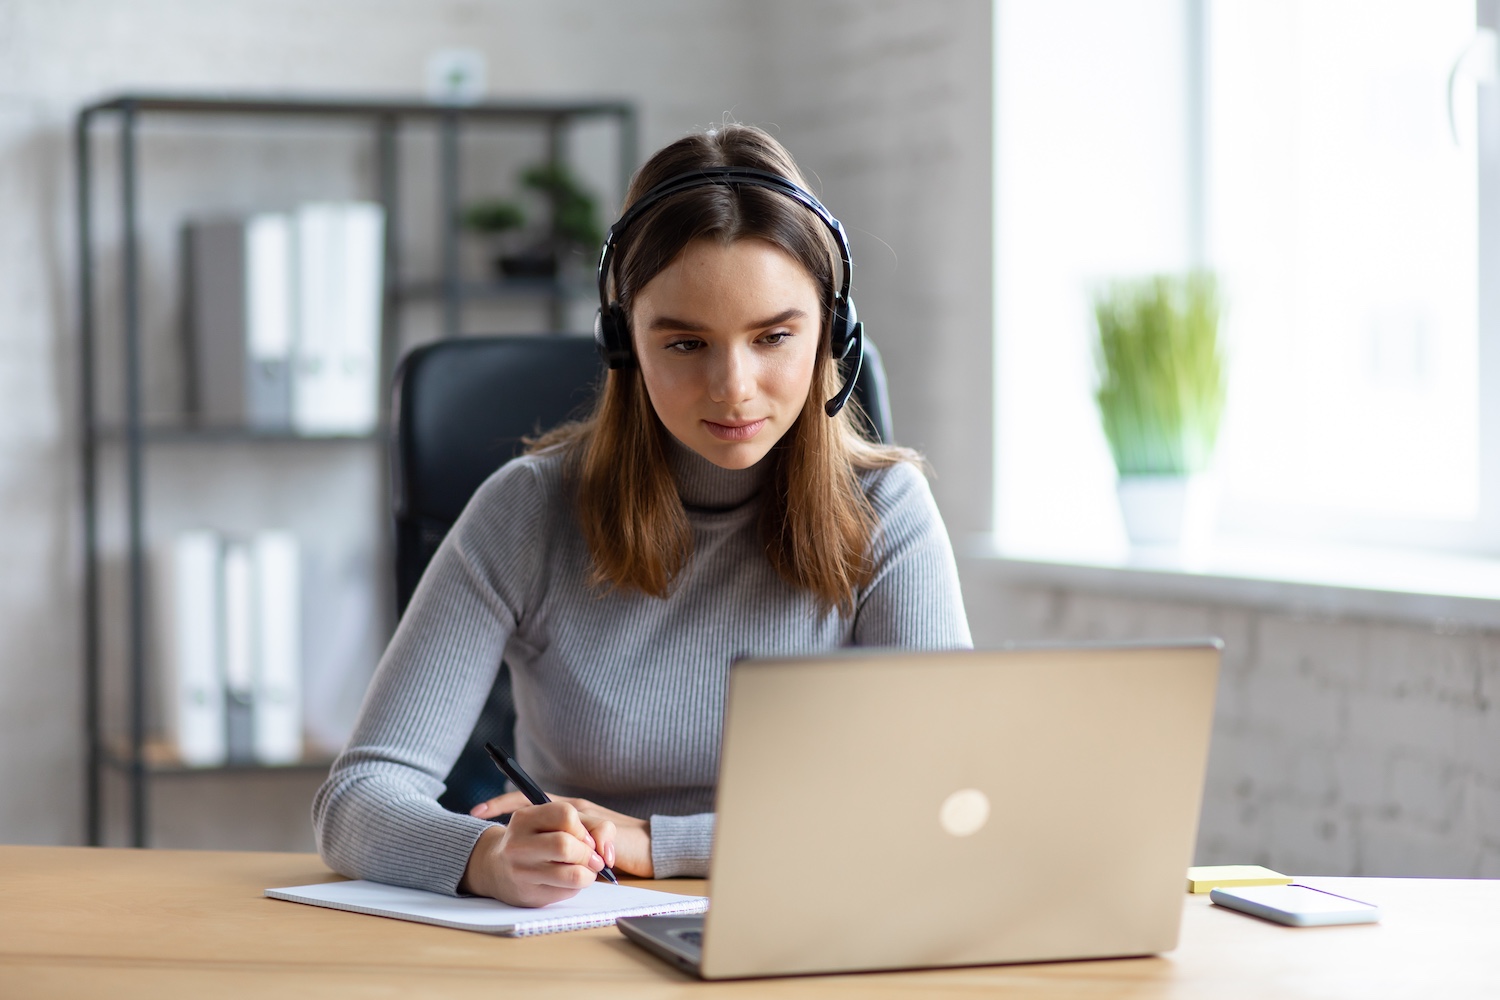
[265,879,707,937]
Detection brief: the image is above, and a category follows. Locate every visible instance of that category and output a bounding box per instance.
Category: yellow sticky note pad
[1186,865,1292,894]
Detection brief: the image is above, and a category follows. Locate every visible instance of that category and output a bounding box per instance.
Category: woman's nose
[708,344,754,403]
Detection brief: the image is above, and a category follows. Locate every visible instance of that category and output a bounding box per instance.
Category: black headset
[593,166,865,418]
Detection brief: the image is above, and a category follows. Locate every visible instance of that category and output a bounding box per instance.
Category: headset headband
[596,167,854,314]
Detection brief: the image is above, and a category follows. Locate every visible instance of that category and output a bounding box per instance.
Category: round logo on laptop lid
[939,788,991,837]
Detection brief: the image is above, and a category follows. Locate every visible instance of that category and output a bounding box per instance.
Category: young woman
[313,125,971,907]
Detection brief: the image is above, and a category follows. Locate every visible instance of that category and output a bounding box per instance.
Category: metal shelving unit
[76,93,637,848]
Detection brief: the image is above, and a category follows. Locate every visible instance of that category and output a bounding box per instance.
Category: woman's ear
[595,303,633,369]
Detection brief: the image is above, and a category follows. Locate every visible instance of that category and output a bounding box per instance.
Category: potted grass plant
[1092,272,1226,547]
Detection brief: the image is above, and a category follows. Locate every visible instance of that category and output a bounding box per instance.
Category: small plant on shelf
[461,198,528,279]
[462,198,526,236]
[521,162,603,254]
[462,197,528,280]
[465,163,604,281]
[1092,271,1226,547]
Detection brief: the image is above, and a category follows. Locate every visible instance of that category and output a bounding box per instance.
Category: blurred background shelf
[95,426,388,444]
[103,740,338,776]
[78,91,637,849]
[392,276,589,304]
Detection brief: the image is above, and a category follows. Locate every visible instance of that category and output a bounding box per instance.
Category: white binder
[155,532,226,767]
[243,213,295,427]
[291,202,384,436]
[252,531,302,764]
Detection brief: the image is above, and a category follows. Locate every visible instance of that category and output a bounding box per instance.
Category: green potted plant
[488,162,603,280]
[522,162,603,251]
[461,198,527,278]
[462,162,603,281]
[1092,272,1226,547]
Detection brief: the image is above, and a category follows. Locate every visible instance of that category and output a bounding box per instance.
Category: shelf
[78,88,636,848]
[80,92,634,123]
[964,532,1500,630]
[94,425,386,444]
[393,277,587,303]
[103,740,336,777]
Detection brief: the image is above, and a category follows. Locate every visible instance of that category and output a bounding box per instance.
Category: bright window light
[1211,0,1478,522]
[994,0,1487,559]
[994,0,1192,556]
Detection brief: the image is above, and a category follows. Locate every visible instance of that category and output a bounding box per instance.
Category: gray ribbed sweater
[313,440,971,893]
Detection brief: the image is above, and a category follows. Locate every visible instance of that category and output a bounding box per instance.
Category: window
[994,0,1498,561]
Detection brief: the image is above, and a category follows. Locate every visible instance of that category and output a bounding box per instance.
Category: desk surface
[1,845,1496,999]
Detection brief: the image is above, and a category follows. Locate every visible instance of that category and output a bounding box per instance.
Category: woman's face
[631,237,822,470]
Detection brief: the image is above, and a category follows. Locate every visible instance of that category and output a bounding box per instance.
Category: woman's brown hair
[532,124,917,614]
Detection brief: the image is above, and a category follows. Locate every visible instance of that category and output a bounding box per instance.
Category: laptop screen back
[700,643,1220,979]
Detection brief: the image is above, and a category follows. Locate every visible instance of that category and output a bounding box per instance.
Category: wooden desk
[1,845,1495,998]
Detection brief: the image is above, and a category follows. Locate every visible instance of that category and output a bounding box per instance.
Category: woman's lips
[703,418,767,441]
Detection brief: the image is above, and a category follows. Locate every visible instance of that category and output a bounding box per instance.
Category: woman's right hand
[459,801,608,907]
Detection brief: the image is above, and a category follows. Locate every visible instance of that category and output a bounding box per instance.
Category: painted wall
[0,0,766,848]
[0,0,993,849]
[754,0,994,539]
[3,0,1490,880]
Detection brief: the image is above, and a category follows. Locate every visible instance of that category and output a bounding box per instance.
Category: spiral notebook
[265,878,708,937]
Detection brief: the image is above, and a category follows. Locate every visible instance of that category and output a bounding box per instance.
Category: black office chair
[390,333,893,813]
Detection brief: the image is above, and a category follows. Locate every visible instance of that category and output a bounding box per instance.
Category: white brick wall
[961,571,1500,877]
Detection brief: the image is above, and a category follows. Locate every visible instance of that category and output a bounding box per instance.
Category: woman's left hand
[471,792,654,878]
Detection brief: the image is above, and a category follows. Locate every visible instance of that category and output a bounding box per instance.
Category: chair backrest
[391,335,603,617]
[389,332,892,812]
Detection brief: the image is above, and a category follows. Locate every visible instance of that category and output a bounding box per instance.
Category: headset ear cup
[830,297,859,360]
[824,319,864,418]
[594,303,633,369]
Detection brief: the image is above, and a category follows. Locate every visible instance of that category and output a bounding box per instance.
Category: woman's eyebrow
[746,308,807,330]
[647,307,807,334]
[647,315,710,332]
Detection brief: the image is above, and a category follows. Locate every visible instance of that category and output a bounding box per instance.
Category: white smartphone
[1209,884,1381,927]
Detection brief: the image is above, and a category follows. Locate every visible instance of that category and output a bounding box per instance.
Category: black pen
[483,741,619,884]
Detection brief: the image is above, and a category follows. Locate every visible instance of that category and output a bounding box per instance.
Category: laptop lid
[696,641,1220,979]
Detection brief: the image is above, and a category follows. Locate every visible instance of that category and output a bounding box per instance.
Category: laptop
[617,640,1220,979]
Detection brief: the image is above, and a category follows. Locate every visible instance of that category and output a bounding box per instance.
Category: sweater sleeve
[853,462,973,649]
[312,458,551,894]
[648,812,715,878]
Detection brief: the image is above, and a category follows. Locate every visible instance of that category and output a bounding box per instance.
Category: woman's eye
[666,339,703,353]
[760,331,791,346]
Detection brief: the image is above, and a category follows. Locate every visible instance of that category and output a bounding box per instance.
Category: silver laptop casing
[650,642,1219,979]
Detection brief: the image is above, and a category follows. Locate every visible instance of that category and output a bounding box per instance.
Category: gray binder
[186,216,293,430]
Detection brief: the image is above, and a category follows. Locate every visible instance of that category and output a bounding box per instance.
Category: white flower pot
[1115,473,1218,549]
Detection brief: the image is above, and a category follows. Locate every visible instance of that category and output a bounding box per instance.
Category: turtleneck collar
[666,434,771,511]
